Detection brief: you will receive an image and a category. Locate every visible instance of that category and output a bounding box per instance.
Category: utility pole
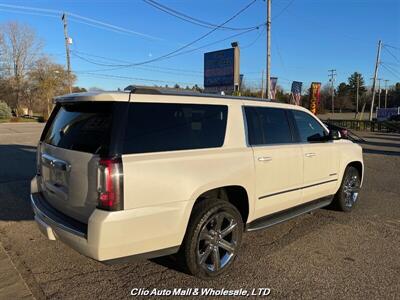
[369,40,382,121]
[328,69,336,114]
[384,79,389,108]
[62,13,72,93]
[266,0,271,100]
[377,78,382,109]
[356,73,360,115]
[261,69,265,99]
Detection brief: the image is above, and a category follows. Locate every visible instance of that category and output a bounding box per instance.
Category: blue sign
[204,48,234,88]
[377,107,400,121]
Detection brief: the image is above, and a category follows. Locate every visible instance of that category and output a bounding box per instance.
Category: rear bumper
[31,192,186,262]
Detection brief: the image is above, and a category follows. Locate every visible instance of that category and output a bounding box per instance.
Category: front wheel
[178,198,243,279]
[333,166,361,212]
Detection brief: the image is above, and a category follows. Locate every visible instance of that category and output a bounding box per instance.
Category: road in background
[0,123,399,299]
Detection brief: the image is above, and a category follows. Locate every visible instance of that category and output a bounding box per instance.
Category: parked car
[31,87,363,279]
[324,122,349,139]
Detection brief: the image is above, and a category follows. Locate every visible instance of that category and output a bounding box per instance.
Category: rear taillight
[97,157,123,211]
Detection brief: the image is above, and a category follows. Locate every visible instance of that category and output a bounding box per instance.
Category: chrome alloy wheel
[196,212,239,272]
[343,173,360,208]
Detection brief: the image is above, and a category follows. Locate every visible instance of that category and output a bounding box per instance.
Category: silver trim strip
[258,178,338,200]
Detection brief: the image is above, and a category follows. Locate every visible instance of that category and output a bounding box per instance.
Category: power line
[127,0,259,66]
[380,63,400,79]
[143,0,262,31]
[76,65,203,78]
[67,11,165,41]
[381,61,400,67]
[382,63,400,76]
[0,7,58,19]
[384,44,400,51]
[272,0,296,20]
[241,25,266,49]
[0,3,165,41]
[71,25,261,68]
[70,0,258,68]
[382,46,400,64]
[159,27,260,59]
[72,50,203,74]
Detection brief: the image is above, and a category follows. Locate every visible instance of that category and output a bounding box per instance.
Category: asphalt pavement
[0,122,399,299]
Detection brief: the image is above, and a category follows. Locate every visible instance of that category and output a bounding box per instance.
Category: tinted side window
[245,107,293,145]
[43,102,113,154]
[292,110,327,143]
[123,103,228,154]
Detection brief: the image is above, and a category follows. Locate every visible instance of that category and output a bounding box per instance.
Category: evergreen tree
[347,72,366,107]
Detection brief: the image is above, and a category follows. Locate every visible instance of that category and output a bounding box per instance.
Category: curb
[0,242,35,300]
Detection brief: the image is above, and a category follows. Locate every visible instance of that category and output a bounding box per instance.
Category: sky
[0,0,399,92]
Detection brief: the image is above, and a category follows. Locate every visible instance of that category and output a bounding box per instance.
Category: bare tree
[0,22,43,115]
[28,57,75,117]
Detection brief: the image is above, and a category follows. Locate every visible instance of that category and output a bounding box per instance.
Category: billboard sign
[204,48,235,93]
[377,107,400,121]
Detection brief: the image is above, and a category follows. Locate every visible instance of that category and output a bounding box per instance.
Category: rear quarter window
[43,102,114,154]
[123,103,228,154]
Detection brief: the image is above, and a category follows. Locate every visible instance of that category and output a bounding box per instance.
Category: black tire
[333,166,361,212]
[178,198,243,279]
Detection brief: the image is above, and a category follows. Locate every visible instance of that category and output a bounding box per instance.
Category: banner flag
[290,81,302,105]
[270,77,278,100]
[309,82,321,114]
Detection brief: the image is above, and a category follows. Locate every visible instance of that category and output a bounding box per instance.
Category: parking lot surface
[0,123,399,299]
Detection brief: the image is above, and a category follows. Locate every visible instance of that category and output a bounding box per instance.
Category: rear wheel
[178,198,243,279]
[333,166,361,212]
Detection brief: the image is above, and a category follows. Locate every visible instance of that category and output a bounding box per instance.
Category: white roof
[54,90,310,113]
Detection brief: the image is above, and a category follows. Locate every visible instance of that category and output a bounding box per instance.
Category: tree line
[274,72,400,114]
[0,22,85,118]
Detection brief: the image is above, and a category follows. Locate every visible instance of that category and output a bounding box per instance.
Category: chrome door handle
[42,153,71,172]
[258,156,272,162]
[305,152,316,158]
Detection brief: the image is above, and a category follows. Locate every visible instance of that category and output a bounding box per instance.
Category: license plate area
[51,167,67,187]
[41,153,70,196]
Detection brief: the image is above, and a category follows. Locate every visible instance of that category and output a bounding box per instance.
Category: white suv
[31,86,363,279]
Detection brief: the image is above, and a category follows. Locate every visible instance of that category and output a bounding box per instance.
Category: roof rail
[124,85,201,95]
[123,85,272,102]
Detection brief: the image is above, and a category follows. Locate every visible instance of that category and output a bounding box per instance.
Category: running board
[246,195,334,232]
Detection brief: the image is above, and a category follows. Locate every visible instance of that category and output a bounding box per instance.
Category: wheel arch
[192,185,250,224]
[346,160,364,185]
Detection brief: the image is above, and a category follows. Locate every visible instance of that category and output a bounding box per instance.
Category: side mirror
[329,129,341,140]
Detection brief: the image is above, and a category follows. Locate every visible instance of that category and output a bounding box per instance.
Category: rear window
[123,103,228,154]
[43,102,113,154]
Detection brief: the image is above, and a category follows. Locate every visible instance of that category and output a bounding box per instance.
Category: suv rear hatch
[37,101,125,223]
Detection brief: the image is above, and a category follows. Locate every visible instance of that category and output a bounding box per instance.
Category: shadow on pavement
[370,132,400,138]
[0,145,36,222]
[359,140,400,149]
[364,135,400,142]
[362,148,400,157]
